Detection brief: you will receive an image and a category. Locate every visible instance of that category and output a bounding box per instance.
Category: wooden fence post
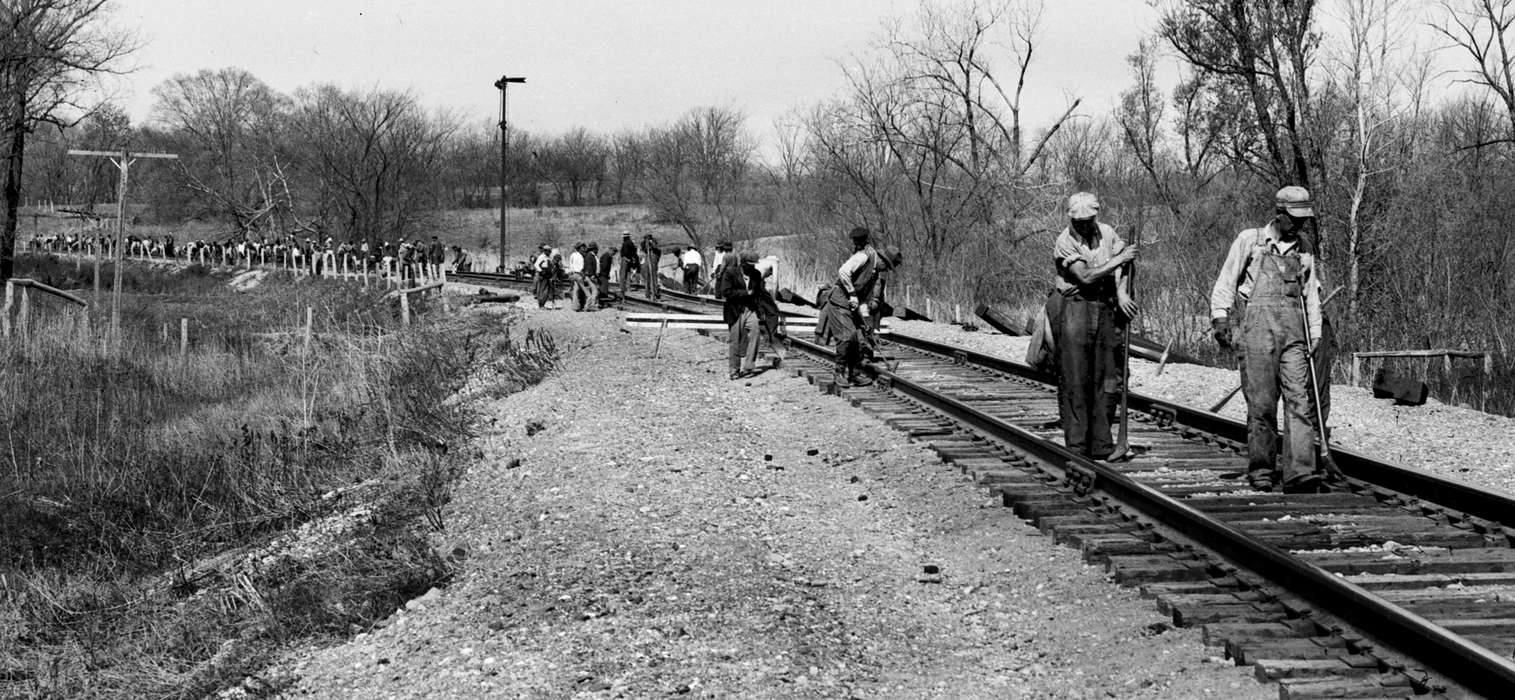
[303,307,314,351]
[440,270,450,314]
[1,280,12,339]
[1483,352,1494,410]
[1351,353,1361,387]
[18,286,29,341]
[399,292,411,327]
[179,317,188,357]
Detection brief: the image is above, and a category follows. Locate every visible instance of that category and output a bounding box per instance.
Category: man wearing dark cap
[583,242,601,309]
[1210,185,1327,493]
[715,250,764,379]
[1052,192,1138,461]
[617,231,639,299]
[596,243,614,298]
[815,227,902,387]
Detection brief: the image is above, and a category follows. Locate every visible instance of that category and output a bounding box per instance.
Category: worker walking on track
[754,254,785,369]
[716,250,763,379]
[1209,186,1327,494]
[532,244,555,309]
[1052,192,1138,461]
[617,232,639,299]
[815,227,902,388]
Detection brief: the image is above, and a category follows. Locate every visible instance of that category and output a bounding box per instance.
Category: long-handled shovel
[1106,232,1140,462]
[1297,292,1346,483]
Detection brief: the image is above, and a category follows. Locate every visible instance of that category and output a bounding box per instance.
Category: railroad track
[454,270,1515,698]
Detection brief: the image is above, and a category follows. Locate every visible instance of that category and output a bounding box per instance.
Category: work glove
[1211,317,1233,349]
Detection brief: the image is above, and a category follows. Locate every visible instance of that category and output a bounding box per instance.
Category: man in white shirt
[568,243,597,311]
[680,246,704,293]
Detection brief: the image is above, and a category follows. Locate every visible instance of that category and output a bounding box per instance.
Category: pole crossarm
[66,150,179,159]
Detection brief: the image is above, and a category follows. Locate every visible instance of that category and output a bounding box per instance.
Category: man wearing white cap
[1210,185,1326,493]
[1052,192,1138,460]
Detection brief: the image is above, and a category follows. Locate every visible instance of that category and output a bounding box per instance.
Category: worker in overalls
[1209,186,1325,493]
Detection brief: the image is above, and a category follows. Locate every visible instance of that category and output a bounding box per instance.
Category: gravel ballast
[888,318,1515,496]
[280,300,1271,699]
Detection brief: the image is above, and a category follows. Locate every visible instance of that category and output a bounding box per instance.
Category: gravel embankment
[279,299,1269,699]
[887,319,1515,496]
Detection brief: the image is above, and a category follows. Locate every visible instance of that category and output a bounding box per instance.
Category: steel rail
[784,332,1515,697]
[876,330,1515,530]
[455,271,1515,526]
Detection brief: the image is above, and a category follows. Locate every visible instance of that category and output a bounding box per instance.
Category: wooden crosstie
[622,312,889,332]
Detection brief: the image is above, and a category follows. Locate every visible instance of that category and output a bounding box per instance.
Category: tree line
[4,0,1514,408]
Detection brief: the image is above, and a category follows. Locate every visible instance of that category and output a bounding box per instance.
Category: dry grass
[0,255,557,697]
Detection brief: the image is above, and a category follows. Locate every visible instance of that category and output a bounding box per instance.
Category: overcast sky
[113,1,1161,156]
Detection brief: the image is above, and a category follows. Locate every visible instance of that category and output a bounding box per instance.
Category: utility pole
[494,75,525,273]
[67,149,179,335]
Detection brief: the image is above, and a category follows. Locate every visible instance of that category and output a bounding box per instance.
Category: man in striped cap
[1052,192,1138,461]
[1210,185,1327,493]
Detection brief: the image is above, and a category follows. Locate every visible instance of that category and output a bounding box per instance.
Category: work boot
[833,361,851,387]
[848,370,873,387]
[1282,475,1327,494]
[1246,471,1276,493]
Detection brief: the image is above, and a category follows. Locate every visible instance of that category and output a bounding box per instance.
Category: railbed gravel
[277,297,1271,699]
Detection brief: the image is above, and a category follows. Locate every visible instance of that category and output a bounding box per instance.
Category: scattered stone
[525,419,547,436]
[805,448,819,456]
[506,457,522,469]
[856,494,868,502]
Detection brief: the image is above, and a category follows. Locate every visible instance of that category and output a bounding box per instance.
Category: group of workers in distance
[1043,185,1334,494]
[527,231,777,312]
[805,185,1334,495]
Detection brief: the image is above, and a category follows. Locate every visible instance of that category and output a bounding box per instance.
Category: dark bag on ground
[1372,367,1429,406]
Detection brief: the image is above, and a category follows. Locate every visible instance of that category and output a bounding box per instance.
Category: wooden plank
[1353,349,1486,359]
[625,321,731,330]
[6,278,87,306]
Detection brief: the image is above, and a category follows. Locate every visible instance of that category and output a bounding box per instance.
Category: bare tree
[0,0,135,279]
[806,0,1079,303]
[607,130,647,204]
[1154,0,1322,189]
[638,106,753,248]
[150,67,288,235]
[1329,0,1424,320]
[536,127,608,205]
[286,85,458,246]
[1434,0,1515,146]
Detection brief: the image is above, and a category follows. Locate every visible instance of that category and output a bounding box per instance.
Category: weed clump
[0,255,557,697]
